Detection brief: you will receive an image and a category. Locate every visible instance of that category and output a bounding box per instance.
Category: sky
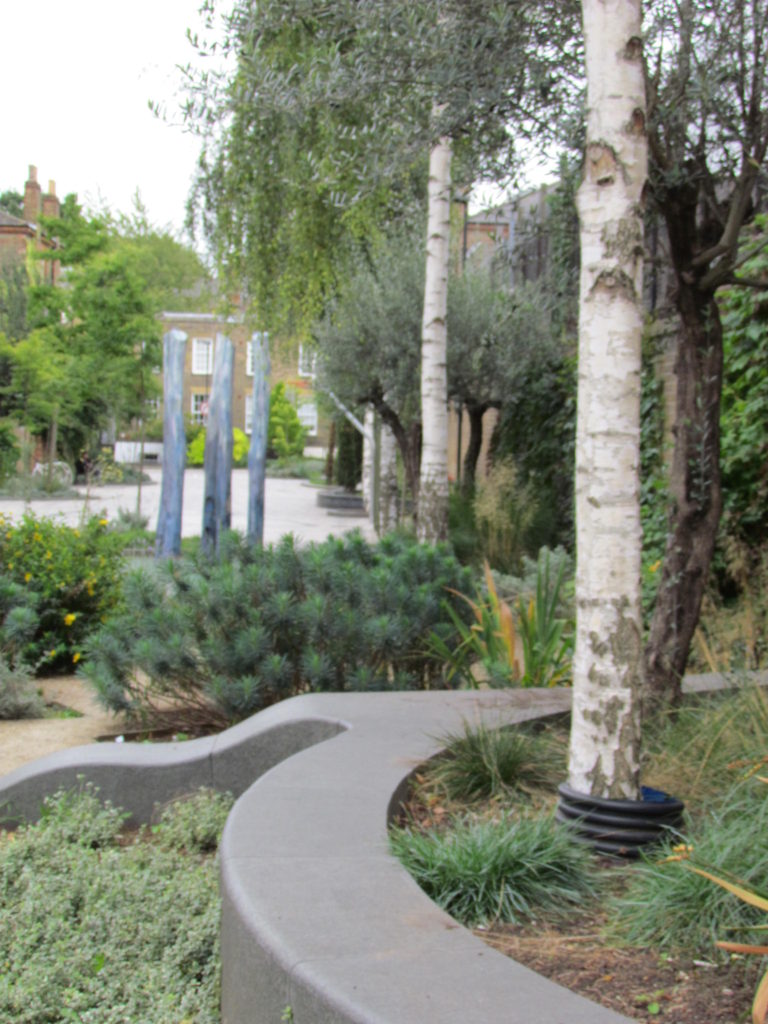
[1,1,551,245]
[1,0,216,239]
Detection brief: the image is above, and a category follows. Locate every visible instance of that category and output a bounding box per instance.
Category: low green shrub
[0,511,125,672]
[187,426,251,467]
[429,548,574,689]
[153,788,234,853]
[0,784,224,1024]
[84,532,473,728]
[389,811,597,927]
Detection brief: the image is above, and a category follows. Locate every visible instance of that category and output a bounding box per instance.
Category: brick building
[157,312,322,444]
[0,165,60,283]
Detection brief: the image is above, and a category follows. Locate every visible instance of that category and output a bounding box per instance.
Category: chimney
[42,180,60,220]
[23,165,42,224]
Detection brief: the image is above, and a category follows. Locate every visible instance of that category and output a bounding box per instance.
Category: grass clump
[426,720,567,804]
[642,682,768,809]
[611,779,768,954]
[0,784,227,1024]
[390,811,597,927]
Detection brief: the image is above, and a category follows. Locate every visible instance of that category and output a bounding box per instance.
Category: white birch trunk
[416,134,452,543]
[362,406,375,518]
[380,421,399,532]
[568,0,647,800]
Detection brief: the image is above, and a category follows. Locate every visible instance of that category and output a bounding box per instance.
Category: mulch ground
[396,791,758,1024]
[475,912,756,1023]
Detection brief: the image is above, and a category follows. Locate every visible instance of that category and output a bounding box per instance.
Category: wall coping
[1,673,749,1023]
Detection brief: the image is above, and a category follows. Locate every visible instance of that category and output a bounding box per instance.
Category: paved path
[0,468,376,546]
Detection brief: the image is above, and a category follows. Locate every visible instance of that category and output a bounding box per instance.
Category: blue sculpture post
[247,331,271,545]
[155,329,187,558]
[201,333,234,556]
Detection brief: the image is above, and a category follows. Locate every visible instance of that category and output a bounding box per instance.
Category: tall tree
[568,0,647,799]
[643,0,768,708]
[183,0,582,540]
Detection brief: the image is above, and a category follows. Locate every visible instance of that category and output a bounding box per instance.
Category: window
[298,343,316,379]
[191,392,209,425]
[297,402,318,434]
[192,337,213,376]
[244,396,253,435]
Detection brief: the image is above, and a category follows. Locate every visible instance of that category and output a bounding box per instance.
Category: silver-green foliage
[0,785,227,1024]
[84,532,473,728]
[390,811,596,927]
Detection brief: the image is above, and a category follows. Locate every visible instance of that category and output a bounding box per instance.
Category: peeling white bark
[379,421,399,532]
[569,0,647,799]
[417,134,452,544]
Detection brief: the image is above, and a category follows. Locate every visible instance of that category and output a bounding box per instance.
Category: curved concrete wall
[6,681,740,1022]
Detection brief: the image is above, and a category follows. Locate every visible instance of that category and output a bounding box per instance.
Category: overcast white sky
[1,1,549,246]
[1,0,214,239]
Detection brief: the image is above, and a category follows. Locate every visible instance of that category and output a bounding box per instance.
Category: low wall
[4,680,743,1023]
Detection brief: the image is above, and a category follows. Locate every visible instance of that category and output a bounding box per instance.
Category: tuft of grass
[425,719,567,804]
[610,778,768,954]
[389,811,598,927]
[643,683,768,809]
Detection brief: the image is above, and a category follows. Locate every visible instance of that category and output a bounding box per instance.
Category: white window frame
[297,401,318,435]
[297,343,316,379]
[191,337,214,376]
[244,396,254,435]
[191,392,210,425]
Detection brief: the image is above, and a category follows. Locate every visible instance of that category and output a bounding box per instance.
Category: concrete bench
[0,688,653,1023]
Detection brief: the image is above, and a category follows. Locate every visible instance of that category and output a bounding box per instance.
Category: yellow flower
[98,518,108,527]
[24,572,31,583]
[72,652,81,664]
[45,550,52,560]
[649,560,662,574]
[73,529,80,538]
[48,649,56,658]
[64,613,76,627]
[33,532,42,542]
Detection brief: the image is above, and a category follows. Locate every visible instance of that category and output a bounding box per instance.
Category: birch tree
[183,0,581,541]
[568,0,647,799]
[418,134,452,541]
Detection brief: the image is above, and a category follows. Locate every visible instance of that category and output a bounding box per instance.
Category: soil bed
[476,909,755,1024]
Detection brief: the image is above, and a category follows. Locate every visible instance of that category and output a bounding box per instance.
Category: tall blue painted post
[155,329,187,558]
[201,333,234,557]
[247,331,270,545]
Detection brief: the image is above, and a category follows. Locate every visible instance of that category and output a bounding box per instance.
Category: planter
[556,782,684,858]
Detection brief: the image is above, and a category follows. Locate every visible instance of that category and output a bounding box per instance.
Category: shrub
[187,426,250,467]
[0,511,125,672]
[389,811,597,927]
[83,532,474,728]
[269,382,306,459]
[0,784,224,1024]
[473,456,539,575]
[154,788,234,853]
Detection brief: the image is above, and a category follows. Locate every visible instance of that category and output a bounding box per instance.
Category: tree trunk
[462,402,489,492]
[645,289,723,709]
[568,0,646,800]
[417,134,452,543]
